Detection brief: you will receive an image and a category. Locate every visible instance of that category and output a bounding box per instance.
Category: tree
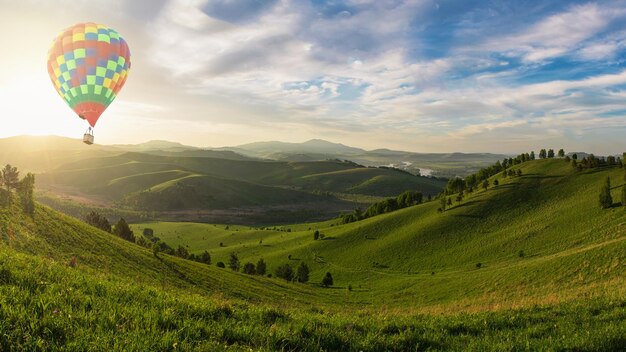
[455,190,463,203]
[152,243,160,257]
[242,262,256,275]
[446,197,452,206]
[571,159,578,170]
[275,264,293,281]
[558,149,565,158]
[547,149,555,158]
[439,196,447,212]
[621,184,626,207]
[176,245,189,259]
[256,258,267,275]
[143,228,154,238]
[607,156,616,166]
[322,272,334,287]
[482,179,489,190]
[530,151,535,160]
[599,177,613,209]
[85,211,112,232]
[228,252,240,271]
[17,173,35,215]
[572,153,578,160]
[1,164,19,192]
[216,262,225,268]
[200,251,211,265]
[517,169,522,177]
[296,262,310,283]
[313,230,320,240]
[539,149,547,159]
[113,218,135,242]
[493,179,499,187]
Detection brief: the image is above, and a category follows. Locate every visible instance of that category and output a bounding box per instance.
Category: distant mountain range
[0,135,534,178]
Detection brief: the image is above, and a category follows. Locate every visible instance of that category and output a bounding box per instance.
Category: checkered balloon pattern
[47,23,131,127]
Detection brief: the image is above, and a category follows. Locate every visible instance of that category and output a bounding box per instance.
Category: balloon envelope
[47,23,131,127]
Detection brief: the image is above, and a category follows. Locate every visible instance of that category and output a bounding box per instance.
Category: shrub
[322,272,333,287]
[216,262,225,268]
[314,230,320,240]
[475,263,482,269]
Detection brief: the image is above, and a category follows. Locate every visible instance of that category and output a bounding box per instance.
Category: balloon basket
[83,133,94,145]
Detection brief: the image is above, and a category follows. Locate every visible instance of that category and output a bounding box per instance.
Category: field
[1,158,625,350]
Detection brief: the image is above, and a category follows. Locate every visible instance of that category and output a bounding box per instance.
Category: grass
[1,158,625,350]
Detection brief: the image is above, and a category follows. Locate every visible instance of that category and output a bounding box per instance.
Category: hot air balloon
[47,23,131,145]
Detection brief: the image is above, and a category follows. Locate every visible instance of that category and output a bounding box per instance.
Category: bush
[216,262,225,268]
[313,230,320,240]
[200,251,211,265]
[475,263,482,269]
[322,272,333,287]
[85,211,112,233]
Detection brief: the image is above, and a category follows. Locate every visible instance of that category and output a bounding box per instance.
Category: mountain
[111,139,200,152]
[227,138,365,158]
[219,139,509,177]
[1,158,624,349]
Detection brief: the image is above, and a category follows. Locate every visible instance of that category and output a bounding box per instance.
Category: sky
[0,0,625,154]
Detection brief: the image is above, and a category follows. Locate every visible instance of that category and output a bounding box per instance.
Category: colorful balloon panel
[47,23,131,127]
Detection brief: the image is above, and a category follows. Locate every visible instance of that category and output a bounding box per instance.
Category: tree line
[340,190,425,224]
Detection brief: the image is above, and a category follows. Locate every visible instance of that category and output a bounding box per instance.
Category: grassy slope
[134,159,626,310]
[1,159,624,350]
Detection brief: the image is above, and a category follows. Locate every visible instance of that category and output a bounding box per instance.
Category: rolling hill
[36,152,447,223]
[1,158,624,350]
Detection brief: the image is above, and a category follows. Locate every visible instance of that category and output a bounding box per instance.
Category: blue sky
[0,0,625,153]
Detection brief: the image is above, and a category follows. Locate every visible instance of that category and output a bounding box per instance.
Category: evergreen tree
[200,251,211,265]
[228,252,240,271]
[296,262,310,283]
[539,149,547,159]
[322,272,334,287]
[242,262,256,275]
[275,264,293,281]
[17,173,35,215]
[1,164,19,192]
[599,177,613,209]
[572,153,578,160]
[558,149,565,157]
[85,211,112,232]
[113,218,135,242]
[530,151,535,160]
[176,245,189,259]
[256,258,267,275]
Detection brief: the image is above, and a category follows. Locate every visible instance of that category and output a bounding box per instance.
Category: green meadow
[1,158,625,350]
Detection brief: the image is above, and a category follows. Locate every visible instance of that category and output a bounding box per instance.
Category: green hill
[1,158,625,350]
[37,152,446,223]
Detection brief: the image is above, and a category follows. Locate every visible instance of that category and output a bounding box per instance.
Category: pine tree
[113,218,135,242]
[296,262,310,283]
[599,177,613,209]
[1,164,19,192]
[256,258,267,275]
[228,252,240,271]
